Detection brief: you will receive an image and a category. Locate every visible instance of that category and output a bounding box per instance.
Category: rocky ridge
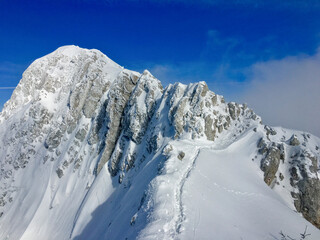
[0,46,319,239]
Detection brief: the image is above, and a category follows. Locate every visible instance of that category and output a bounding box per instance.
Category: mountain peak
[0,46,320,239]
[48,45,121,68]
[54,45,83,55]
[0,46,122,122]
[142,69,152,76]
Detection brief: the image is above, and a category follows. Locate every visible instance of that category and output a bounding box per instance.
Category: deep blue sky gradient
[1,0,320,108]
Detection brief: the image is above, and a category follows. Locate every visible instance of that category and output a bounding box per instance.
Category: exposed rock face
[289,149,320,228]
[296,179,320,228]
[257,128,320,228]
[96,69,141,174]
[0,46,319,236]
[178,151,185,160]
[289,134,300,146]
[260,144,282,186]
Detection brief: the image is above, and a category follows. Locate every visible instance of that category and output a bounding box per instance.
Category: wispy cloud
[202,29,286,67]
[146,40,320,137]
[0,61,26,86]
[241,48,320,137]
[0,87,15,90]
[202,30,241,62]
[148,62,208,87]
[0,62,24,73]
[0,61,25,110]
[144,30,248,92]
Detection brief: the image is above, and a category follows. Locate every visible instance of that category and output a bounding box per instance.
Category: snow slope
[0,46,319,240]
[180,133,320,240]
[71,131,320,240]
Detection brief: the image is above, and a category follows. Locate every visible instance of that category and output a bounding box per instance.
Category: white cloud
[0,61,26,84]
[0,87,15,90]
[0,62,23,73]
[242,49,320,137]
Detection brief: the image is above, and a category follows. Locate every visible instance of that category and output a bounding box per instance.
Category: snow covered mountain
[0,46,319,240]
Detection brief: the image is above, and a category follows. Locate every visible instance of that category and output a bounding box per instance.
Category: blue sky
[1,0,320,135]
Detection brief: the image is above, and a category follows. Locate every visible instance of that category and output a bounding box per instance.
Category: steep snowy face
[0,46,142,239]
[0,46,319,240]
[0,46,121,121]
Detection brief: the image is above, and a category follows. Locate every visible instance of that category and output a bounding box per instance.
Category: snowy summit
[0,46,320,240]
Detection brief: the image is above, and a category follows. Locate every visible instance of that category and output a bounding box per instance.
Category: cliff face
[0,46,319,239]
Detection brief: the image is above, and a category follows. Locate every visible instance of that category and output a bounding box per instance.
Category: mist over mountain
[0,46,319,240]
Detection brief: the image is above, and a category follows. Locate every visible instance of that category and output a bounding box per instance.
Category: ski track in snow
[175,149,200,236]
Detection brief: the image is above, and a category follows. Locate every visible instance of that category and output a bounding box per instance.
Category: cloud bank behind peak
[242,48,320,137]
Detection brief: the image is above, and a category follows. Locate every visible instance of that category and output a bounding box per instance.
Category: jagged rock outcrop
[289,134,300,146]
[296,179,320,228]
[0,46,319,239]
[96,69,141,174]
[0,46,257,208]
[257,129,320,228]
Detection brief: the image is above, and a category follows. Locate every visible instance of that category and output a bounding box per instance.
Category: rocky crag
[0,46,319,239]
